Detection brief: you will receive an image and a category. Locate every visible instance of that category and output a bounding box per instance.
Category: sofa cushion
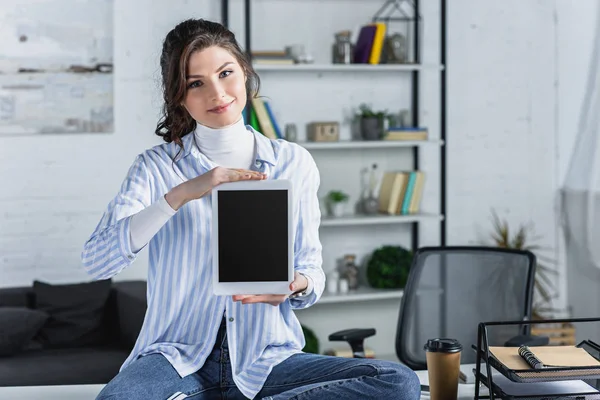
[33,279,112,348]
[0,307,49,356]
[0,347,128,386]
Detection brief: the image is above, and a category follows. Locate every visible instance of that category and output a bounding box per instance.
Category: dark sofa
[0,280,147,387]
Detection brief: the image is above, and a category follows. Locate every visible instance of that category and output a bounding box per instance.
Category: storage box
[307,122,340,142]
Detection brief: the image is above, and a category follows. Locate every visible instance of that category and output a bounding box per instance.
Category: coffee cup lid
[423,338,462,353]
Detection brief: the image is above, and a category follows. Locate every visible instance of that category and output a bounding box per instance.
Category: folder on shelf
[377,171,409,214]
[477,363,599,398]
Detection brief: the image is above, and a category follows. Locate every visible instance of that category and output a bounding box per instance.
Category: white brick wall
[0,0,593,356]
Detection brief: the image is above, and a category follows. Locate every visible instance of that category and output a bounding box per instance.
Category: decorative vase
[360,117,383,140]
[328,201,346,217]
[362,195,379,215]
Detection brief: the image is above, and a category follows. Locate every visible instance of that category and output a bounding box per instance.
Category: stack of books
[475,344,600,398]
[244,96,282,140]
[377,170,425,215]
[251,50,294,65]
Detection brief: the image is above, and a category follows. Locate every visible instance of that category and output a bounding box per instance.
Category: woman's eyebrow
[187,62,234,79]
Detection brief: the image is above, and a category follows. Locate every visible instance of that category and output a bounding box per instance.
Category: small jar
[339,278,349,294]
[285,123,298,142]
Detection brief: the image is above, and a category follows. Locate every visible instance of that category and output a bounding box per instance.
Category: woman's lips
[208,100,234,114]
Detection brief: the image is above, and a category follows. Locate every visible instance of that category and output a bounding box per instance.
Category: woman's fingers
[228,169,266,181]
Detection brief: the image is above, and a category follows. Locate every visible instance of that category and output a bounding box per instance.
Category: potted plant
[484,210,559,320]
[326,190,349,217]
[356,103,388,141]
[366,245,413,289]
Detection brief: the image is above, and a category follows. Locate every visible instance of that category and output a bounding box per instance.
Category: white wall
[0,0,596,357]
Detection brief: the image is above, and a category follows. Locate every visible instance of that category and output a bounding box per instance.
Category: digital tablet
[211,179,294,295]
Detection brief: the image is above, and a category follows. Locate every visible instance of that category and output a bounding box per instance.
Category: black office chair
[329,246,547,368]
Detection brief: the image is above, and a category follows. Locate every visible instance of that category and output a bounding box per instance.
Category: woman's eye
[188,80,202,89]
[220,70,232,78]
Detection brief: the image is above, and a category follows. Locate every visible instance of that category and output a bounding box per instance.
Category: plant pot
[360,117,383,141]
[328,201,346,217]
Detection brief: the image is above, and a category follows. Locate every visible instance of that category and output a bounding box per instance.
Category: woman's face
[183,46,247,129]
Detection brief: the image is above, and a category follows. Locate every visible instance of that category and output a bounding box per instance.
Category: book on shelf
[251,50,295,65]
[244,96,282,140]
[377,170,425,215]
[353,23,386,64]
[383,127,428,141]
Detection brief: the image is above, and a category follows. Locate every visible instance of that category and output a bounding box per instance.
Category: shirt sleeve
[130,195,177,253]
[289,152,325,309]
[81,155,152,280]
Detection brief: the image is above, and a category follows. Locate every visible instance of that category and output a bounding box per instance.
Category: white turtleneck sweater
[129,118,254,252]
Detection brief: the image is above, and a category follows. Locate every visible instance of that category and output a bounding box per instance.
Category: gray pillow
[0,307,49,356]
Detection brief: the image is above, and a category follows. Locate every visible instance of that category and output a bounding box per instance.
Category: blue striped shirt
[81,126,325,399]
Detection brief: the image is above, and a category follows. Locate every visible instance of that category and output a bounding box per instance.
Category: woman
[84,18,420,400]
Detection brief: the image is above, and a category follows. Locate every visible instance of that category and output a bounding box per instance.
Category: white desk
[416,369,479,400]
[0,376,478,400]
[0,384,104,399]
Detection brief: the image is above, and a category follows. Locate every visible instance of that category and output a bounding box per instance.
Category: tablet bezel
[211,179,294,295]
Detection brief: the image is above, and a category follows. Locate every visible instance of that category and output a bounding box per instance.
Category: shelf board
[300,139,443,150]
[301,285,443,307]
[253,63,444,72]
[321,213,443,227]
[317,287,404,305]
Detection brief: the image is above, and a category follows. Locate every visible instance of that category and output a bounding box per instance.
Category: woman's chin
[206,112,241,128]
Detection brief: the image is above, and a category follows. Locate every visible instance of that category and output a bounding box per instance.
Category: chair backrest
[395,246,536,370]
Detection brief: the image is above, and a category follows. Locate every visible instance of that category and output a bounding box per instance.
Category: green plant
[485,209,559,319]
[356,103,388,119]
[301,325,319,354]
[366,245,413,289]
[327,190,349,203]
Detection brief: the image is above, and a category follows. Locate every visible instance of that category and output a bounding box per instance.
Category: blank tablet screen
[217,189,289,282]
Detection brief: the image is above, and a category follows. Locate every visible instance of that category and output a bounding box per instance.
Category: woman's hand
[232,272,309,306]
[165,166,266,210]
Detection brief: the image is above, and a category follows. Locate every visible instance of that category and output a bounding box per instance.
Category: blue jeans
[97,318,420,400]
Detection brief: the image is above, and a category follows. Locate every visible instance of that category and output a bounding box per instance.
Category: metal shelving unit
[221,0,448,302]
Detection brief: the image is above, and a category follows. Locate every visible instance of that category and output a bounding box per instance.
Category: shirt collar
[178,124,277,166]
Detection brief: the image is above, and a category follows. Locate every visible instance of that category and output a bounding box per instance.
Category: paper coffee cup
[424,338,462,400]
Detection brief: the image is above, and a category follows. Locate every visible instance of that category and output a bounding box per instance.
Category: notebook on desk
[487,346,600,381]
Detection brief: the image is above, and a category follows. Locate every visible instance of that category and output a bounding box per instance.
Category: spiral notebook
[488,345,600,380]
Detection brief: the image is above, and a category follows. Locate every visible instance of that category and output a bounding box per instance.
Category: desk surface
[0,372,479,400]
[416,370,478,399]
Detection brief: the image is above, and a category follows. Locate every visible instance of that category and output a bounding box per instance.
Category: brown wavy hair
[155,19,260,153]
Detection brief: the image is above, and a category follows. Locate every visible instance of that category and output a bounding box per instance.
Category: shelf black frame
[220,0,447,252]
[475,317,600,400]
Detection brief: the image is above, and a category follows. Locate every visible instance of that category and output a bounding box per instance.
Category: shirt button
[254,160,261,167]
[229,317,234,322]
[127,255,134,260]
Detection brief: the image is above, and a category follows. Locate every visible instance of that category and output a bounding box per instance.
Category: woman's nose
[208,82,226,100]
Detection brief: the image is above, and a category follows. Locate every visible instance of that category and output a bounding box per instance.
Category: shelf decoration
[372,0,421,64]
[366,245,413,289]
[325,190,350,218]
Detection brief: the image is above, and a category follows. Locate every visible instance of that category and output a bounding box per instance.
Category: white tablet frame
[212,179,294,295]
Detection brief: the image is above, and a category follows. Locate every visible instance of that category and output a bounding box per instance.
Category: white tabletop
[0,374,479,400]
[416,369,479,399]
[0,384,104,399]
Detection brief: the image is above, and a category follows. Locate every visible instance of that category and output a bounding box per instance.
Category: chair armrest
[112,280,147,349]
[329,328,376,358]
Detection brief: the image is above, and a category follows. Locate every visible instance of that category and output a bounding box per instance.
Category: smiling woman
[154,19,260,147]
[85,18,420,400]
[183,49,246,128]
